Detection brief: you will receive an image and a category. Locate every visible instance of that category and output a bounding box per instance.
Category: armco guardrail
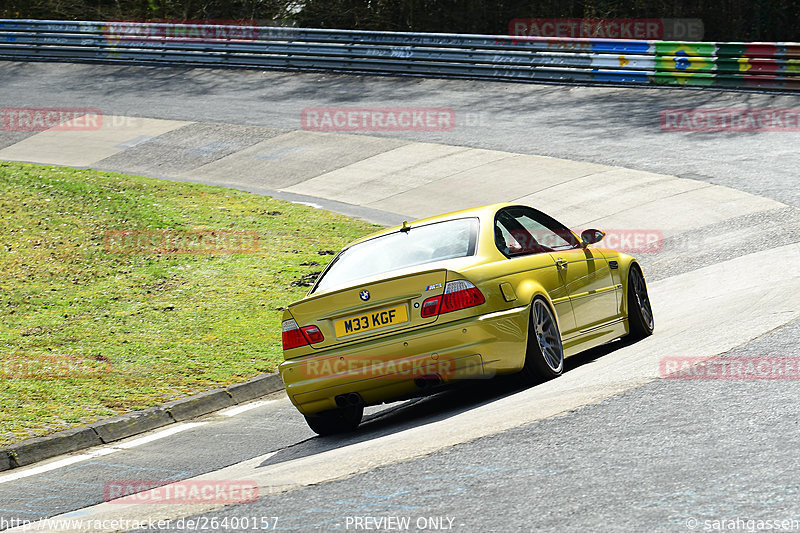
[0,19,798,90]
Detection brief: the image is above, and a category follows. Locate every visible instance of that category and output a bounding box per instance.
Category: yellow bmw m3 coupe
[279,203,654,435]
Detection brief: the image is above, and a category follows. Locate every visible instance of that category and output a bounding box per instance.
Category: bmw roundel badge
[360,290,370,301]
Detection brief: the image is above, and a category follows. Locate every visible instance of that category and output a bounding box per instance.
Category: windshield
[312,218,479,293]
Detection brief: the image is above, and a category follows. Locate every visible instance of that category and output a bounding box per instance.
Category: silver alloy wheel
[533,299,563,372]
[631,269,654,329]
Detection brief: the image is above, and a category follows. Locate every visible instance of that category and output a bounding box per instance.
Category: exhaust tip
[414,374,443,389]
[335,392,363,407]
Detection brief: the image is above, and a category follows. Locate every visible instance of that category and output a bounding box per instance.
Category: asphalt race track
[1,61,799,533]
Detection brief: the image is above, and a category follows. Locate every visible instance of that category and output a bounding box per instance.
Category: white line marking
[220,400,276,417]
[0,449,111,485]
[296,201,322,209]
[0,423,206,484]
[113,422,206,449]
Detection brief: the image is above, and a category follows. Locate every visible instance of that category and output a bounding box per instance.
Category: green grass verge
[0,162,379,446]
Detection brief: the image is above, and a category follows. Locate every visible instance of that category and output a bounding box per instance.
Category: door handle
[556,259,568,270]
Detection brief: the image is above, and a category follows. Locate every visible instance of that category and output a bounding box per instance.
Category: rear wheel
[304,405,363,436]
[627,265,654,339]
[520,298,564,383]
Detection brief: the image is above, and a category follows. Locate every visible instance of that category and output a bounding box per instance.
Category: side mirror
[580,229,605,247]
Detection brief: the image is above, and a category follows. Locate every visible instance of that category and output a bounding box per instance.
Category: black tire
[304,405,363,436]
[519,297,564,383]
[627,264,654,339]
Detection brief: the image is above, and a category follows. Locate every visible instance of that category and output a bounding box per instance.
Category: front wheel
[519,298,564,383]
[304,405,363,436]
[627,265,654,339]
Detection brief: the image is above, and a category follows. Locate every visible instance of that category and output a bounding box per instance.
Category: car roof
[347,202,520,247]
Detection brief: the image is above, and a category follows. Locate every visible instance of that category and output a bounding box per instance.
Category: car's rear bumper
[279,305,530,414]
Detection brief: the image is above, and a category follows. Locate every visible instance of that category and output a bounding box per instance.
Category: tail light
[282,319,324,350]
[421,280,485,318]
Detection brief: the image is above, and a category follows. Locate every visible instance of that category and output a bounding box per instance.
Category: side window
[495,207,578,257]
[515,213,575,251]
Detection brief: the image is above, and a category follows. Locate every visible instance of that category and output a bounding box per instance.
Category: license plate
[334,305,408,338]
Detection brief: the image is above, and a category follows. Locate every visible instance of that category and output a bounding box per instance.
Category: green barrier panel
[655,41,717,57]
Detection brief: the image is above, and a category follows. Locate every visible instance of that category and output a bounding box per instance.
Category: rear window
[311,218,479,293]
